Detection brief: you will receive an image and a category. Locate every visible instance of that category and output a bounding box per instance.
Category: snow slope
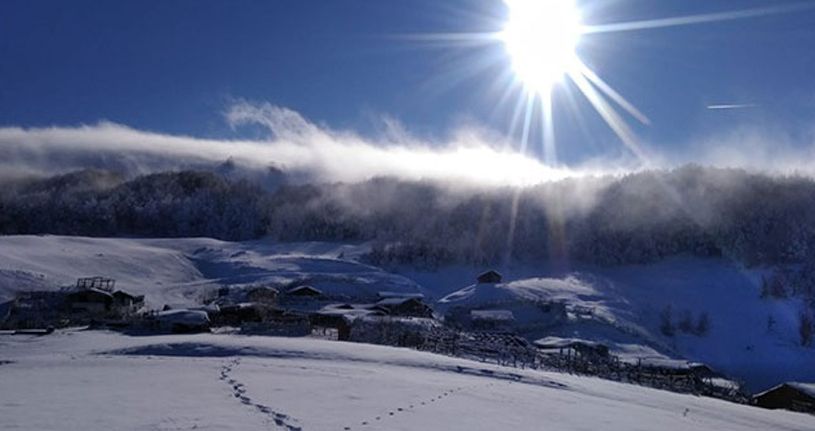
[432,258,815,392]
[1,330,813,431]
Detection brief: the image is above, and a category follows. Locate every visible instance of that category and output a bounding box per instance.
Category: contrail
[707,103,758,110]
[584,2,815,34]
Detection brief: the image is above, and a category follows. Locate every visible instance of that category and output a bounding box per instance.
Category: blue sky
[2,0,815,166]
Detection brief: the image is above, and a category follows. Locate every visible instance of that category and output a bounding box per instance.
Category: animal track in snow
[219,358,303,431]
[345,383,483,429]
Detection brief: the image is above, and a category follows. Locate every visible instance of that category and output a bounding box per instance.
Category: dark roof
[112,290,137,299]
[756,382,815,399]
[248,286,279,294]
[287,285,323,296]
[67,288,113,301]
[476,270,502,283]
[534,337,605,350]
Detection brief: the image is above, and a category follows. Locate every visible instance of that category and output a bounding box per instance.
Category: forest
[1,165,814,272]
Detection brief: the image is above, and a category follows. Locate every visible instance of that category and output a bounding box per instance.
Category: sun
[501,0,583,95]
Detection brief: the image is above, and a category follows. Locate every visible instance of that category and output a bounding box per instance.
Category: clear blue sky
[2,0,815,165]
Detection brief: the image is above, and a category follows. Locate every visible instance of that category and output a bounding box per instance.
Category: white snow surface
[1,330,813,431]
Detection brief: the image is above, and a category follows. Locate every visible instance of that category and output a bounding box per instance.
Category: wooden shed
[754,382,815,413]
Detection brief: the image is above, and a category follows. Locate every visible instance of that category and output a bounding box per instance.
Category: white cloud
[0,102,603,185]
[3,100,813,186]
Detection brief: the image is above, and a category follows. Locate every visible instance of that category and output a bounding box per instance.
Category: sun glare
[501,0,583,95]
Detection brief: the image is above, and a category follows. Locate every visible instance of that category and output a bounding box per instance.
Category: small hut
[754,382,815,413]
[476,270,502,284]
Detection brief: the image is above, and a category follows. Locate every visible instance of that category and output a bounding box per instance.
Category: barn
[754,382,815,413]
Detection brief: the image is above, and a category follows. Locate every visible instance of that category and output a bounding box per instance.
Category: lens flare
[501,0,583,95]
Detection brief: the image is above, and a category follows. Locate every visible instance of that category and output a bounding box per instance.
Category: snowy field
[1,330,813,431]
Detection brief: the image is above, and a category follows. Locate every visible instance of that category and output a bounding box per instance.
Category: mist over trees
[2,165,815,271]
[0,170,269,240]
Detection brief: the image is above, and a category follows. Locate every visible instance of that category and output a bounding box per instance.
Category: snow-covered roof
[317,304,385,319]
[377,291,424,299]
[788,382,815,398]
[377,297,423,306]
[68,287,114,299]
[470,309,514,321]
[757,382,815,399]
[632,358,713,373]
[156,309,210,326]
[533,337,606,350]
[438,277,593,308]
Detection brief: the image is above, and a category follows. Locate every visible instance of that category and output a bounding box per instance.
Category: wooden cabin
[754,382,815,413]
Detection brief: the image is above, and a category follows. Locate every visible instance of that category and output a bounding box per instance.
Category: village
[1,271,813,416]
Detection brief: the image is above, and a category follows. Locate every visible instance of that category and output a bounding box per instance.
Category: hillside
[1,235,814,391]
[0,235,422,308]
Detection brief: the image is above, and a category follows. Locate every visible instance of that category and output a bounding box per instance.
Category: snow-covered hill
[0,235,423,308]
[433,260,815,391]
[1,330,812,431]
[1,235,814,391]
